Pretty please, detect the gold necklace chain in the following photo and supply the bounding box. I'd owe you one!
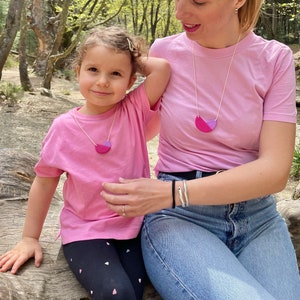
[73,107,117,153]
[193,35,241,132]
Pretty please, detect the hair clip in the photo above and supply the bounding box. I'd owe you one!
[126,38,136,52]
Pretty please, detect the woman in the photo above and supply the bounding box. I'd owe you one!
[102,1,300,299]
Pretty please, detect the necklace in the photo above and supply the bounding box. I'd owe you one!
[193,35,240,133]
[73,108,117,154]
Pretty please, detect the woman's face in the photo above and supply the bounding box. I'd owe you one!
[175,0,242,47]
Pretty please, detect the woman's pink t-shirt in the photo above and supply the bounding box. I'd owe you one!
[150,31,296,173]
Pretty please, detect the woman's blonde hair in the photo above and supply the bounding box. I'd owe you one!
[238,0,264,33]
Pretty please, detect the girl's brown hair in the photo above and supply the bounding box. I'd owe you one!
[74,26,147,75]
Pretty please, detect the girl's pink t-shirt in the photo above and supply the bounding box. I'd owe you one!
[35,84,156,244]
[150,31,296,173]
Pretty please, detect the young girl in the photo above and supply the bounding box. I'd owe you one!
[0,26,170,300]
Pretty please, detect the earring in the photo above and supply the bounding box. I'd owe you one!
[235,8,238,14]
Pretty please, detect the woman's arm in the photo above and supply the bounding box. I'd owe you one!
[0,176,59,274]
[102,120,295,216]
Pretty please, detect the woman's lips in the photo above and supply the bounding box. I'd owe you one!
[183,23,201,33]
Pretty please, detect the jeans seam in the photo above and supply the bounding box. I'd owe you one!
[143,221,198,300]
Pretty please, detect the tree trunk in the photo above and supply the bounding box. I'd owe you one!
[0,0,24,80]
[42,0,72,91]
[28,0,57,76]
[19,0,34,92]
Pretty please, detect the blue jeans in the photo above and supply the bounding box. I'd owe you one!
[141,172,300,300]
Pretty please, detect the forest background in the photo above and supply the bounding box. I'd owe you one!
[0,0,299,95]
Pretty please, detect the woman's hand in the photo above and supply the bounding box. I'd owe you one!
[0,237,42,274]
[102,177,171,217]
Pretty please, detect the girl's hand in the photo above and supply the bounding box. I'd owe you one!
[0,237,42,274]
[102,177,171,217]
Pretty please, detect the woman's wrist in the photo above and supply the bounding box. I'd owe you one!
[171,180,190,208]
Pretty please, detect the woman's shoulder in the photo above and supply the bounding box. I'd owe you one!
[151,32,185,49]
[247,32,292,56]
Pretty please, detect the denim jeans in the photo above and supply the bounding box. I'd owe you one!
[141,172,300,300]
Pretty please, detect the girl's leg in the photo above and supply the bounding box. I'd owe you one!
[115,235,146,300]
[238,214,300,300]
[142,213,276,300]
[63,239,137,300]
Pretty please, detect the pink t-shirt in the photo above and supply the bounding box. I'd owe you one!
[150,31,296,173]
[35,84,157,244]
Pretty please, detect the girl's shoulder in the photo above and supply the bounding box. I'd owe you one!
[49,108,79,131]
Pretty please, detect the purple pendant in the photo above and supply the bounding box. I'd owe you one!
[195,116,217,133]
[95,141,111,154]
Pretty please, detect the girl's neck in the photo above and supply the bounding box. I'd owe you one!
[79,103,116,115]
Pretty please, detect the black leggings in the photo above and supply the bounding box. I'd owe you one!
[63,236,146,300]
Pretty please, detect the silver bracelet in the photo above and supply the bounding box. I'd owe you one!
[183,180,189,207]
[178,185,185,207]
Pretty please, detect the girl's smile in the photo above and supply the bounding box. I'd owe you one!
[76,45,135,114]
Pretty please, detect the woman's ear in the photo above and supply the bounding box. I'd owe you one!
[235,0,247,10]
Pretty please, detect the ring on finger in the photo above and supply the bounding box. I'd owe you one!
[122,205,126,216]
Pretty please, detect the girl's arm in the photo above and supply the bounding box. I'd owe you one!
[101,120,295,216]
[0,176,59,274]
[137,56,171,107]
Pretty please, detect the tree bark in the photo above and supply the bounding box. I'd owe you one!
[42,0,72,91]
[19,0,34,92]
[0,0,24,80]
[28,0,57,76]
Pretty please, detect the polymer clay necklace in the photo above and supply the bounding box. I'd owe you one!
[193,35,240,133]
[73,107,117,154]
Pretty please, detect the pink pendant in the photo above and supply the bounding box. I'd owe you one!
[195,116,217,133]
[95,141,111,154]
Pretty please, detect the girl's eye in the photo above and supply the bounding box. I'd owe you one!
[112,71,122,77]
[88,67,98,72]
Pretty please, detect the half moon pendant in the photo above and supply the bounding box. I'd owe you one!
[95,141,111,154]
[195,116,217,133]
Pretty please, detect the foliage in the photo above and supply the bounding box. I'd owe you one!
[261,0,300,43]
[0,1,9,31]
[0,81,23,105]
[291,145,300,179]
[113,0,181,43]
[3,54,18,68]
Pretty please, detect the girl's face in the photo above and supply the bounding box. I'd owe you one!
[175,0,243,48]
[77,45,136,114]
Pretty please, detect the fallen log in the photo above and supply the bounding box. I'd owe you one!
[0,148,90,299]
[277,199,300,270]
